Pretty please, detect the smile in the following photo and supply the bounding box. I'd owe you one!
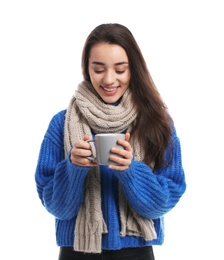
[103,87,118,92]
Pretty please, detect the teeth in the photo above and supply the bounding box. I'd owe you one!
[103,87,117,92]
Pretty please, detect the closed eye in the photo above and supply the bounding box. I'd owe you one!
[94,70,104,74]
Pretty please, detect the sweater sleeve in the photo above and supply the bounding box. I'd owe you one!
[113,127,186,220]
[35,110,90,220]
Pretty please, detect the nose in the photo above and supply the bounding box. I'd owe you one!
[103,69,116,85]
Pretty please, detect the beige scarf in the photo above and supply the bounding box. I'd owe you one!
[64,81,157,253]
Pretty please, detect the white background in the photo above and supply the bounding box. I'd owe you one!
[1,0,223,259]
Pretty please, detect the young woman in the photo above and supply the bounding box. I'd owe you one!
[35,23,186,260]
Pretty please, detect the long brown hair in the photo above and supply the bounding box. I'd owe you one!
[81,23,174,170]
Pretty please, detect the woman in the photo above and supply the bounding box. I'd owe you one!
[35,23,186,260]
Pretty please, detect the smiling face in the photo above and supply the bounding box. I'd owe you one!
[88,43,131,104]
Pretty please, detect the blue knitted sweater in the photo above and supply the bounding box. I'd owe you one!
[35,109,186,250]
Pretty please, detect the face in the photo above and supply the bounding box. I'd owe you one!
[88,43,131,104]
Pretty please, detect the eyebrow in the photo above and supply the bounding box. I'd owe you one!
[91,61,129,66]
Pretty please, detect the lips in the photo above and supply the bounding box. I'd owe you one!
[101,86,119,96]
[102,87,118,92]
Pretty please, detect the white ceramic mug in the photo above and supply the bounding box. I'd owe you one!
[86,133,125,165]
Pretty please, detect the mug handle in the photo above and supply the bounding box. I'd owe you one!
[86,139,97,162]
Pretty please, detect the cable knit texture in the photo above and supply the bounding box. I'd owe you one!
[64,81,157,253]
[35,85,186,252]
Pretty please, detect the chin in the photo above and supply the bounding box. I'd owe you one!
[103,97,120,104]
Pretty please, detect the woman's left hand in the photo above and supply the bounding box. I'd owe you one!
[108,133,133,171]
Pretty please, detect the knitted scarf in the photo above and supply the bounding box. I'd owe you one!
[64,81,157,253]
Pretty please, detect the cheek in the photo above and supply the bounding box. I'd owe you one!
[90,77,100,88]
[89,72,97,84]
[122,75,131,86]
[89,70,100,82]
[122,71,131,84]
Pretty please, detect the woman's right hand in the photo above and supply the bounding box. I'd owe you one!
[70,135,97,167]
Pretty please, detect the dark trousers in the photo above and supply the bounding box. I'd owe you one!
[58,246,155,260]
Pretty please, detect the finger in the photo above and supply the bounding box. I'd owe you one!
[72,147,92,157]
[83,134,90,141]
[70,135,96,166]
[108,156,131,171]
[72,156,97,167]
[108,162,130,171]
[74,139,91,150]
[125,132,130,142]
[71,156,88,165]
[110,147,132,161]
[115,139,132,153]
[110,152,132,165]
